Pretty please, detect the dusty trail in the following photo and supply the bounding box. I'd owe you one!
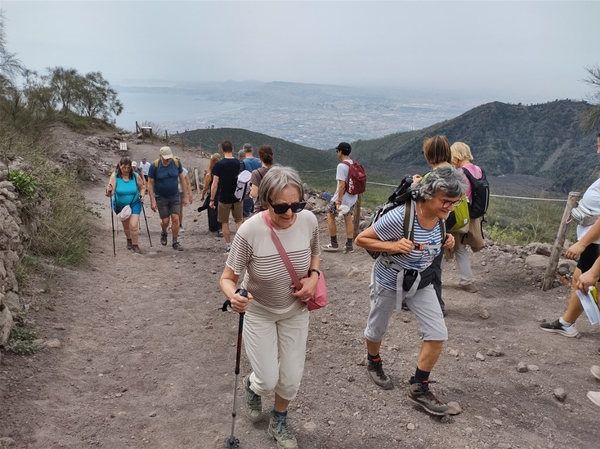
[1,138,600,448]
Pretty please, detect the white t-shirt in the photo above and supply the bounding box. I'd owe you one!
[140,161,151,176]
[577,178,600,243]
[331,159,358,208]
[178,167,188,193]
[226,210,320,313]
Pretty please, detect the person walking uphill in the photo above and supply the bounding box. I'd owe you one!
[147,146,190,251]
[106,156,145,254]
[210,140,243,253]
[323,142,359,254]
[355,166,466,416]
[220,166,321,449]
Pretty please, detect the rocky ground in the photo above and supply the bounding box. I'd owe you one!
[1,128,600,448]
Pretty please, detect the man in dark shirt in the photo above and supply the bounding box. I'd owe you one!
[148,146,190,251]
[210,140,243,252]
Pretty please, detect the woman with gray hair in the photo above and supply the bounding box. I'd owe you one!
[355,165,466,416]
[220,166,321,449]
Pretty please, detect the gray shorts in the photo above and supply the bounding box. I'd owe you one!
[364,272,448,342]
[156,195,181,219]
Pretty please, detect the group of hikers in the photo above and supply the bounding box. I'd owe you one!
[106,134,600,449]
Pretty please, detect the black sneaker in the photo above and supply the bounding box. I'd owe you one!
[172,242,183,251]
[160,232,168,246]
[126,239,133,250]
[540,319,578,337]
[407,381,449,416]
[367,359,394,390]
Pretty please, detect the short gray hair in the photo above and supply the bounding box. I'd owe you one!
[418,165,467,201]
[258,166,304,207]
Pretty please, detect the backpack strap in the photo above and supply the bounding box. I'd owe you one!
[155,158,179,168]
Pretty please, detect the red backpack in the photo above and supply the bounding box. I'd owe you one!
[342,160,367,195]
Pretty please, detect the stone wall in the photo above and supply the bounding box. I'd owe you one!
[0,160,48,348]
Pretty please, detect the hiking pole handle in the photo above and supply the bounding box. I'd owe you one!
[220,289,248,313]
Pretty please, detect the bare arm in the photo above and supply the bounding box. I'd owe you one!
[566,218,600,259]
[220,266,253,313]
[105,173,116,197]
[201,172,211,199]
[354,226,414,254]
[148,178,157,212]
[210,175,220,208]
[185,173,193,204]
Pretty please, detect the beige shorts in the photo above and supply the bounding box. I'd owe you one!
[218,201,243,224]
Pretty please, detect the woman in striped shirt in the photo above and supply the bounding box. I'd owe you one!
[355,165,466,417]
[220,166,320,449]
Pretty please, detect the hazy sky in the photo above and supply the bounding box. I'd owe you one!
[2,0,599,104]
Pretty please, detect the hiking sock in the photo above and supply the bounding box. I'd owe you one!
[272,409,287,418]
[226,242,232,251]
[330,236,338,246]
[346,238,353,247]
[559,317,573,327]
[367,353,381,363]
[411,367,431,384]
[173,237,178,244]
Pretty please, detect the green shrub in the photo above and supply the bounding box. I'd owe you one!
[6,325,43,356]
[6,169,39,198]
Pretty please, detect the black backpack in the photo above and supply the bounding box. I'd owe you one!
[365,175,446,260]
[462,166,489,219]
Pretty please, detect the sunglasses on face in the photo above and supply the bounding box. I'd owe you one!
[268,199,307,214]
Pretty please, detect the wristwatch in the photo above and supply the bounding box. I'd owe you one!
[308,269,321,278]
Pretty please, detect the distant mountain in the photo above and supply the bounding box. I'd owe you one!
[348,100,597,193]
[176,128,339,186]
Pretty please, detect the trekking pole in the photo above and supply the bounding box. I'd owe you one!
[220,290,247,449]
[109,194,116,257]
[141,201,153,247]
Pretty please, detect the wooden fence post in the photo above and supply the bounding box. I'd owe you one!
[194,168,202,193]
[542,191,580,291]
[353,194,362,239]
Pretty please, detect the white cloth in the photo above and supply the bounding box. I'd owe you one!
[577,178,600,244]
[140,161,151,176]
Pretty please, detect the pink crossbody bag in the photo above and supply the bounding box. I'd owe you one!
[262,212,327,311]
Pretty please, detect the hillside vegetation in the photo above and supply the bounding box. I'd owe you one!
[348,100,596,193]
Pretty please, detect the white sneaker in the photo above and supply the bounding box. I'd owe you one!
[587,391,600,407]
[322,243,340,252]
[591,365,600,381]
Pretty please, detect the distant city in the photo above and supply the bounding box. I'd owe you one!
[115,81,485,149]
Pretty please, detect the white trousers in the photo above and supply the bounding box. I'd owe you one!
[244,300,309,401]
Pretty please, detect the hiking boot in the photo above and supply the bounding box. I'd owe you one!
[344,245,355,254]
[268,411,297,449]
[459,282,479,293]
[172,242,183,251]
[407,381,449,416]
[540,319,579,337]
[367,359,394,390]
[126,239,133,250]
[131,245,142,254]
[322,243,339,252]
[242,375,262,423]
[591,365,600,381]
[587,391,600,407]
[160,232,168,246]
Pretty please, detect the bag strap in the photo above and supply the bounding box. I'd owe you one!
[261,211,303,290]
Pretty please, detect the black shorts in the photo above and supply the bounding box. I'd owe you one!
[577,243,600,272]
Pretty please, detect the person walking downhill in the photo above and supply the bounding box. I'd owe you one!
[540,133,600,339]
[106,156,145,254]
[210,140,243,253]
[220,166,320,449]
[139,157,151,187]
[147,146,190,251]
[250,144,274,214]
[242,143,262,221]
[198,153,223,236]
[447,141,484,293]
[322,142,358,254]
[355,166,466,416]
